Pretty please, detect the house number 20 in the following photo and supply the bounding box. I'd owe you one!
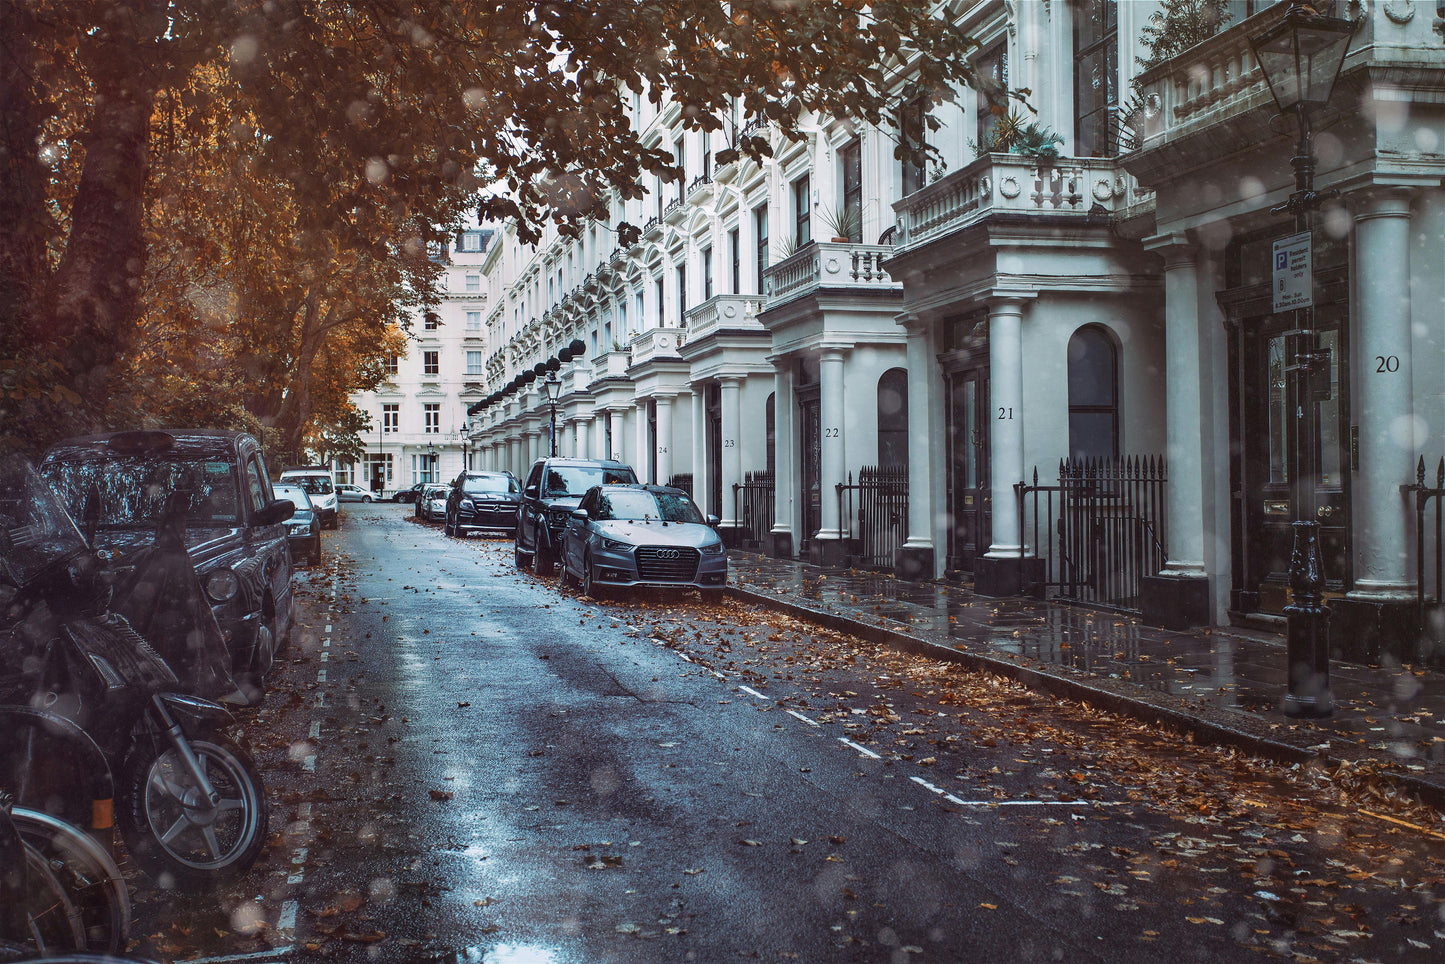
[1375,355,1400,373]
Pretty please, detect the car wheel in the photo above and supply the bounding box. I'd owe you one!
[515,545,532,569]
[310,537,321,566]
[559,555,578,590]
[362,495,372,503]
[535,546,556,576]
[582,552,605,599]
[443,514,455,537]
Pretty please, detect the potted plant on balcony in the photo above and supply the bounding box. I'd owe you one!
[971,109,1063,161]
[817,203,862,243]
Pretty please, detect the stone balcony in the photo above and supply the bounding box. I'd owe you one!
[891,153,1149,254]
[1130,2,1436,170]
[589,349,633,381]
[762,241,898,308]
[683,293,765,343]
[628,326,686,367]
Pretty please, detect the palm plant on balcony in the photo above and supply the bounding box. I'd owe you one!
[971,109,1064,161]
[817,203,862,243]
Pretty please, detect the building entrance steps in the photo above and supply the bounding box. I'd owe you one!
[726,552,1445,811]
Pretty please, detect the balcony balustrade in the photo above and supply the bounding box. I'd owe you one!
[628,326,686,366]
[683,293,765,342]
[762,241,898,307]
[891,153,1150,253]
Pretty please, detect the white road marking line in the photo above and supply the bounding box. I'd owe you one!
[787,710,820,727]
[325,624,332,634]
[314,692,326,707]
[320,651,329,662]
[302,755,316,773]
[308,721,321,739]
[298,802,312,820]
[738,685,768,700]
[188,948,294,963]
[909,775,1122,808]
[316,669,327,682]
[676,652,693,663]
[838,738,882,759]
[277,899,298,935]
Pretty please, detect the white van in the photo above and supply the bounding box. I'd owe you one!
[279,467,339,529]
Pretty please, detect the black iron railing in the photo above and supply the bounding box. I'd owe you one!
[733,470,775,548]
[1017,456,1167,613]
[667,473,694,498]
[1409,456,1444,662]
[836,465,909,570]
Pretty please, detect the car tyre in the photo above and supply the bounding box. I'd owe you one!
[582,552,605,600]
[443,514,456,538]
[514,545,532,569]
[361,495,372,503]
[559,555,578,590]
[535,545,556,576]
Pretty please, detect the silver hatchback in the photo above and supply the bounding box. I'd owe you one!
[559,484,726,597]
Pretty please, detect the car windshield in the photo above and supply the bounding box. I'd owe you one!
[464,476,518,496]
[543,466,634,498]
[291,476,333,495]
[42,455,241,527]
[273,484,313,509]
[594,490,703,524]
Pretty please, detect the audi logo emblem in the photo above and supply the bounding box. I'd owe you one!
[654,548,681,559]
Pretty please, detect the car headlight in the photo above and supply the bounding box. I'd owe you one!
[601,537,634,552]
[287,522,311,535]
[700,541,725,555]
[460,498,474,510]
[204,568,240,603]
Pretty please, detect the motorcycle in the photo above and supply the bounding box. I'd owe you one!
[0,456,266,889]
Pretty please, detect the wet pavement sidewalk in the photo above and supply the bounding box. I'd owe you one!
[725,552,1445,810]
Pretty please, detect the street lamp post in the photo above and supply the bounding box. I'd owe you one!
[460,423,469,471]
[543,372,562,457]
[426,441,437,483]
[1250,1,1354,718]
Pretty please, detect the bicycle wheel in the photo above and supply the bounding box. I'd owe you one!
[12,807,130,953]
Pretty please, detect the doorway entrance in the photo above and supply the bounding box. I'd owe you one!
[942,315,991,574]
[798,386,822,551]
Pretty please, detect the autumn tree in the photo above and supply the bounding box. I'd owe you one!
[1,0,981,455]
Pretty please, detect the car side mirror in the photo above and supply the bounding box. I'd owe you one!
[706,514,721,528]
[524,484,539,499]
[571,508,588,521]
[254,499,295,527]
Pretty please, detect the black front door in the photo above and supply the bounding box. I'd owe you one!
[945,365,991,573]
[799,389,822,548]
[1235,313,1351,614]
[707,383,722,517]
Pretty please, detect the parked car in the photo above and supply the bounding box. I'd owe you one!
[516,458,637,575]
[559,484,726,596]
[392,482,425,504]
[39,429,295,694]
[444,471,520,537]
[273,481,322,566]
[417,483,450,522]
[278,466,338,529]
[335,482,373,503]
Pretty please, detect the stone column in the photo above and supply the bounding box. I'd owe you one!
[811,347,849,565]
[609,408,626,463]
[720,376,743,537]
[768,365,795,558]
[897,317,936,580]
[655,393,675,484]
[1139,237,1211,628]
[576,416,591,461]
[1339,187,1418,659]
[975,297,1029,596]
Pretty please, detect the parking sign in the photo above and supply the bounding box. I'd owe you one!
[1272,232,1312,312]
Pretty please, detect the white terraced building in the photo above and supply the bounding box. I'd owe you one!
[453,0,1444,665]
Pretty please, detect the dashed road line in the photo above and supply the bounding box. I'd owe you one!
[188,947,294,963]
[786,710,820,727]
[739,685,768,700]
[839,738,883,759]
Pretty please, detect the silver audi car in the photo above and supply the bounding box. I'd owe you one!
[558,484,726,597]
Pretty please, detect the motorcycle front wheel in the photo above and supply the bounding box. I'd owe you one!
[119,732,266,888]
[11,807,129,953]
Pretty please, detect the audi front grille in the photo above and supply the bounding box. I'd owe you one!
[636,545,701,581]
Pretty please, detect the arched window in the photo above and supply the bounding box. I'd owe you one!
[877,368,909,469]
[1067,325,1118,460]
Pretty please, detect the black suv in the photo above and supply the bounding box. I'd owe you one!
[39,429,296,696]
[515,458,636,575]
[444,470,520,537]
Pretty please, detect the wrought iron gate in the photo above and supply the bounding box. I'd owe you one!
[732,470,774,548]
[1017,456,1167,612]
[836,465,909,570]
[1409,456,1444,662]
[667,473,693,498]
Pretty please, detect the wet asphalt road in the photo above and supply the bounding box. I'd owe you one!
[127,501,1445,963]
